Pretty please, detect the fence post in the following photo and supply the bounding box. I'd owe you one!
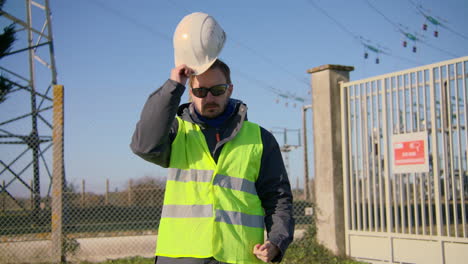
[2,180,5,212]
[81,179,85,207]
[51,84,65,263]
[307,64,354,255]
[105,178,109,205]
[128,179,133,205]
[30,180,33,210]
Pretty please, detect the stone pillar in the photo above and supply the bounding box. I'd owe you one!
[307,64,354,255]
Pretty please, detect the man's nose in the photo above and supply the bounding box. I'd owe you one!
[204,91,217,100]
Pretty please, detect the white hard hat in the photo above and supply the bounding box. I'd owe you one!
[173,12,226,75]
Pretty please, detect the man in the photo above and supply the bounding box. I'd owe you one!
[130,59,294,263]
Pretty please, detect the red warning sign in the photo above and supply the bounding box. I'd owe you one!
[393,140,425,165]
[391,131,429,173]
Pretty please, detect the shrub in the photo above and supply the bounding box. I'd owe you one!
[282,206,367,264]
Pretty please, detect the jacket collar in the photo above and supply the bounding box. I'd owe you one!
[178,99,248,141]
[178,99,247,126]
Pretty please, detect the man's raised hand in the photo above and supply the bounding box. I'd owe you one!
[170,64,194,86]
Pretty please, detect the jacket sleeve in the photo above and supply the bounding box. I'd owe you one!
[130,79,185,167]
[256,128,295,263]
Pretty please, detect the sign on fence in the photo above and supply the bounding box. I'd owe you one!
[391,131,429,174]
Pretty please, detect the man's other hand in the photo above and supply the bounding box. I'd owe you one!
[253,240,279,263]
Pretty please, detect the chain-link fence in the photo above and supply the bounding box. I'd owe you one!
[0,1,316,263]
[0,66,314,263]
[0,174,314,263]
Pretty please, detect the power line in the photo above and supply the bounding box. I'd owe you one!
[235,70,309,105]
[364,0,460,58]
[83,0,171,41]
[407,0,468,41]
[445,27,468,41]
[363,0,399,29]
[306,0,420,65]
[230,39,310,87]
[306,0,358,39]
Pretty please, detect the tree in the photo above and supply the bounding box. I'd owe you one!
[0,0,16,103]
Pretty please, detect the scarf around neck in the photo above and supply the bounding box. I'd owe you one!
[194,99,235,128]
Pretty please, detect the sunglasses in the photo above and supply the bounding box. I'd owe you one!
[191,84,229,98]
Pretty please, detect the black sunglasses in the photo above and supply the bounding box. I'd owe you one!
[191,84,229,98]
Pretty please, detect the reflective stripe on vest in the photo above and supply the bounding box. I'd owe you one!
[156,117,264,264]
[168,168,213,183]
[161,204,213,218]
[168,168,257,196]
[213,174,257,196]
[161,204,264,229]
[215,210,264,229]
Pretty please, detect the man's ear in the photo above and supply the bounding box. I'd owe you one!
[188,89,193,102]
[227,83,233,96]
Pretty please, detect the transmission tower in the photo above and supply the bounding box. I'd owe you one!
[0,0,58,216]
[271,127,301,176]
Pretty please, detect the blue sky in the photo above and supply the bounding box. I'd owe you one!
[2,0,467,194]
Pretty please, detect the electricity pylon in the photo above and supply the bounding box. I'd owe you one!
[271,127,301,177]
[0,0,58,217]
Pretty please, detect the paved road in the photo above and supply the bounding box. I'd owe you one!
[0,230,305,263]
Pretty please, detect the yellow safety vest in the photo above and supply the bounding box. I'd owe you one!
[156,117,265,264]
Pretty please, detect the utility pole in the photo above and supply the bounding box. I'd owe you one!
[302,105,313,201]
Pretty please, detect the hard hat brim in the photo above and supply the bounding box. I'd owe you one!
[173,12,226,75]
[174,52,219,76]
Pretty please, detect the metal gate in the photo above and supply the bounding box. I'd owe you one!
[341,56,468,264]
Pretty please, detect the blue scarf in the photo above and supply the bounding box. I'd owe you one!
[194,100,235,128]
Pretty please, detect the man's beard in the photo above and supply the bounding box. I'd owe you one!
[202,102,222,118]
